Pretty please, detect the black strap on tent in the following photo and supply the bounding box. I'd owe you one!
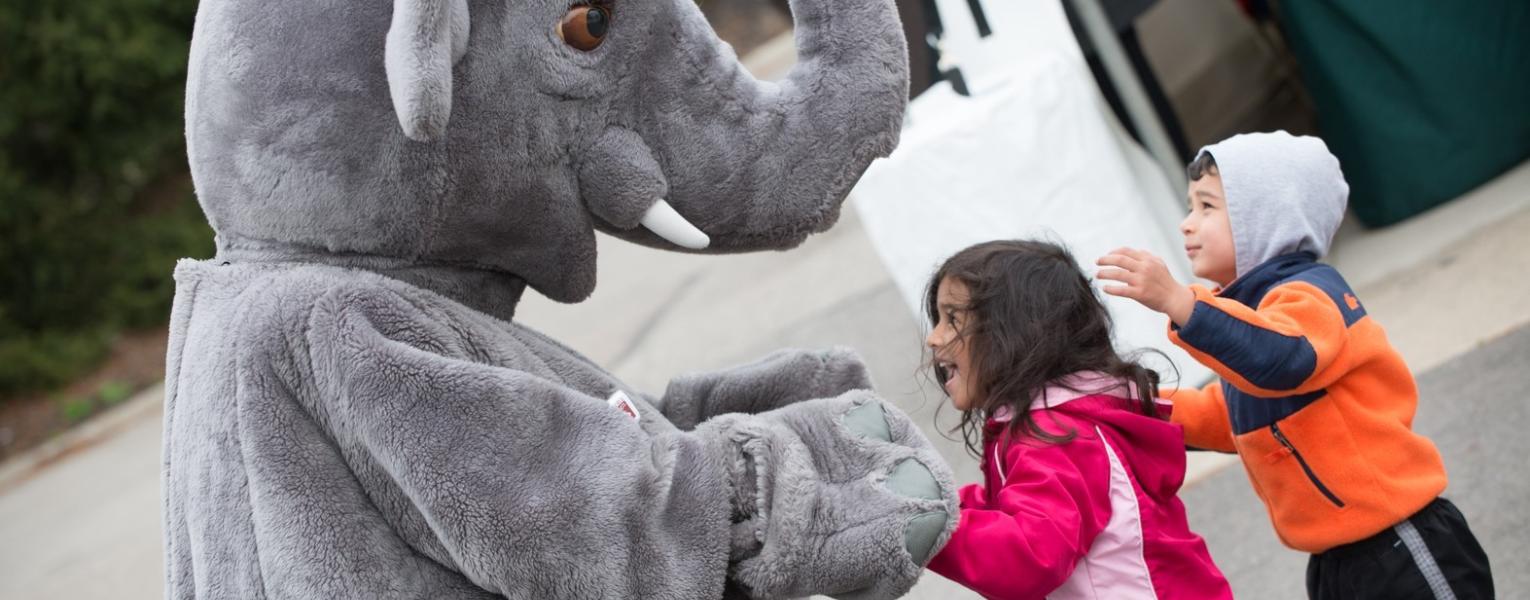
[919,0,990,96]
[965,0,993,37]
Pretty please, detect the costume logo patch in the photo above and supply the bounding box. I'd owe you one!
[607,390,641,420]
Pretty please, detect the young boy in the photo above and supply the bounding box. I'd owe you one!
[1096,131,1493,599]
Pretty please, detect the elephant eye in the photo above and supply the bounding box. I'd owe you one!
[558,4,610,52]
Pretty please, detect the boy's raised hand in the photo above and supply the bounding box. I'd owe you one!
[1096,248,1196,326]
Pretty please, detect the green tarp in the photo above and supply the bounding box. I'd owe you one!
[1282,0,1530,226]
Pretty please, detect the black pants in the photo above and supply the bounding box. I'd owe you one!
[1307,497,1494,599]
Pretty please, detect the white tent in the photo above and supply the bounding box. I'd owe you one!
[852,0,1214,388]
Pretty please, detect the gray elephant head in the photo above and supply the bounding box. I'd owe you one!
[186,0,910,306]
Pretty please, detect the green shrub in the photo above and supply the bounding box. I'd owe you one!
[1,0,210,397]
[97,380,134,406]
[58,394,97,423]
[0,329,113,396]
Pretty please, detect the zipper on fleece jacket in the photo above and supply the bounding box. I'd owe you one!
[1270,422,1345,508]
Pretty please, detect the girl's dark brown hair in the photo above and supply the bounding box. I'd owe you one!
[924,240,1164,458]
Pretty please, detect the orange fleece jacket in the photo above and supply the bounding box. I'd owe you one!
[1165,253,1446,553]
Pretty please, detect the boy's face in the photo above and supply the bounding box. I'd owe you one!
[926,277,977,411]
[1181,172,1238,286]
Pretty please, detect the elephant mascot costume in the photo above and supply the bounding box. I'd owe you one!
[164,0,958,597]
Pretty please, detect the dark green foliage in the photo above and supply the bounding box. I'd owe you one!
[97,379,134,405]
[1,0,211,396]
[58,394,97,423]
[54,380,136,424]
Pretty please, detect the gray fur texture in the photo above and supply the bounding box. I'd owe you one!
[168,0,955,597]
[186,0,911,303]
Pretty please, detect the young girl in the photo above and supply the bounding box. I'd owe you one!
[922,240,1231,600]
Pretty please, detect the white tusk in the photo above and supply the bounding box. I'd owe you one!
[639,200,710,249]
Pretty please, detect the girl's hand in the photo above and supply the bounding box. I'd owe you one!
[1096,248,1196,326]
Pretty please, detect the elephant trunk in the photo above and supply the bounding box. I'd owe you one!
[616,0,909,252]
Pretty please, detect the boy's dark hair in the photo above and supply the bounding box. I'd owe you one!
[923,240,1162,458]
[1187,151,1219,181]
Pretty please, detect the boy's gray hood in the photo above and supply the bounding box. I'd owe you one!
[1198,131,1348,279]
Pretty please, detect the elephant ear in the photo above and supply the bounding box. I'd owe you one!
[385,0,470,142]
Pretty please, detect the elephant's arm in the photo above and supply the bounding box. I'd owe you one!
[656,347,874,430]
[300,283,732,598]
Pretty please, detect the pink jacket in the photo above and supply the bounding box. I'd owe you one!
[927,373,1231,600]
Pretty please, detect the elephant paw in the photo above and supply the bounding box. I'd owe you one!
[811,347,875,399]
[702,393,958,600]
[843,401,948,566]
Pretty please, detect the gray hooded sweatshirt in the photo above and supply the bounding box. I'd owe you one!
[1197,131,1349,278]
[163,0,956,598]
